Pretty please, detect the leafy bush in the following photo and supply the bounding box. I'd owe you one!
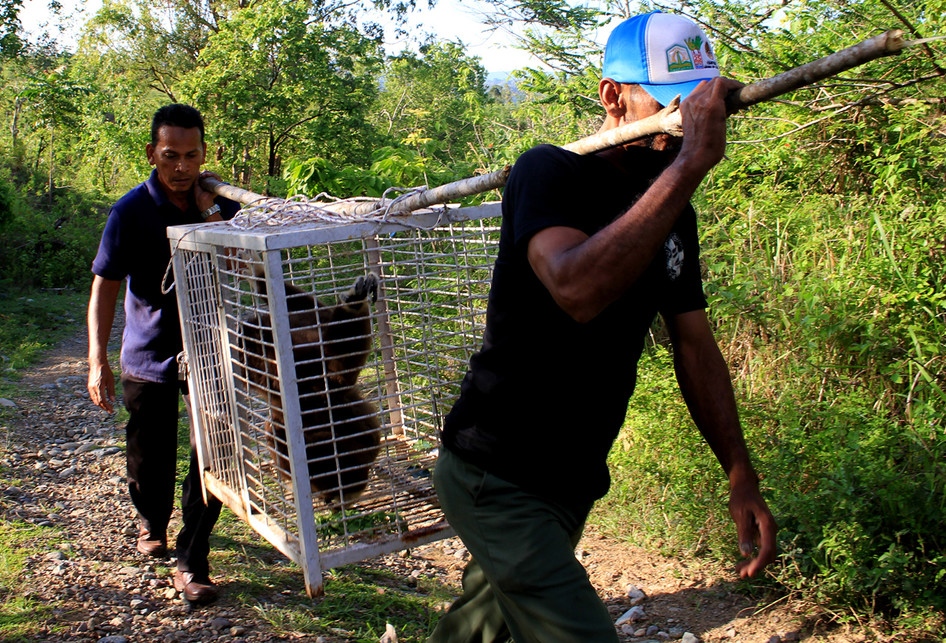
[0,184,107,289]
[283,146,484,205]
[601,23,945,615]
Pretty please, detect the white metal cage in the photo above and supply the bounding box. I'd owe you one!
[168,202,501,596]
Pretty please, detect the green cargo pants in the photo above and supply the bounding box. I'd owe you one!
[427,447,619,643]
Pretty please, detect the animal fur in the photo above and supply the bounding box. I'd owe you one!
[240,271,382,508]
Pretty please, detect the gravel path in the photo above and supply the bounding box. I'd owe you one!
[2,324,293,642]
[0,323,863,643]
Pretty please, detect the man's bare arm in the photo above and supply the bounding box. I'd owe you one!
[667,309,777,577]
[527,77,740,322]
[87,275,121,413]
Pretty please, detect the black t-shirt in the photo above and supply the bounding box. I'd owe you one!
[442,144,707,504]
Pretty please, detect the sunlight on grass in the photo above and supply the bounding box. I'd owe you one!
[0,291,86,373]
[0,594,51,642]
[0,522,57,641]
[243,565,443,642]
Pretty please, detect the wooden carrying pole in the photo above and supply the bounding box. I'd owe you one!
[200,166,513,216]
[564,29,907,154]
[204,29,912,213]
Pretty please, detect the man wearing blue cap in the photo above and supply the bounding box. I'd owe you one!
[430,11,777,643]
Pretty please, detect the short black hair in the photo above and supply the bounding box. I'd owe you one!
[151,104,205,144]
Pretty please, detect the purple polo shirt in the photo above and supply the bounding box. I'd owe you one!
[91,170,239,383]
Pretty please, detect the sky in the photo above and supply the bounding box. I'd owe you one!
[378,0,543,73]
[17,0,580,74]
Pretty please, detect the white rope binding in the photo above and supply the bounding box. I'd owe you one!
[227,186,433,231]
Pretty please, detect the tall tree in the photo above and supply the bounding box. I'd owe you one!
[181,0,384,190]
[16,64,89,200]
[0,0,24,58]
[77,0,436,192]
[375,41,490,177]
[80,0,434,102]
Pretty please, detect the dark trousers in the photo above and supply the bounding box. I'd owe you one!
[122,376,222,577]
[428,447,618,643]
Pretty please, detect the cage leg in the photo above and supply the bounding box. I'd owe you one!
[261,251,325,599]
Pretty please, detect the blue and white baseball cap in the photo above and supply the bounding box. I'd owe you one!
[602,11,720,106]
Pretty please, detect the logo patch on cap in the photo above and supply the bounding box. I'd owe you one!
[685,36,706,68]
[703,41,718,69]
[666,45,695,73]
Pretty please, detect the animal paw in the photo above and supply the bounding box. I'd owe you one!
[345,272,379,304]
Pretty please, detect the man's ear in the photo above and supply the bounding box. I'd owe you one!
[599,78,626,119]
[145,143,155,166]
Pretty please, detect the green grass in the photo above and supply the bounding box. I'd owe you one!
[0,287,91,639]
[0,522,57,641]
[603,342,946,637]
[0,287,88,399]
[198,477,451,640]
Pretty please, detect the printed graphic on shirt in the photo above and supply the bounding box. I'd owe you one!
[665,233,684,280]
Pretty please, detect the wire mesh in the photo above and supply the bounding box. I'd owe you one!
[170,206,499,593]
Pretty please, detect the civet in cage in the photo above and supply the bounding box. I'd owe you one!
[168,204,500,595]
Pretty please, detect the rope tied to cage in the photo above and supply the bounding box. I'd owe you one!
[162,182,466,292]
[226,185,433,230]
[200,166,512,230]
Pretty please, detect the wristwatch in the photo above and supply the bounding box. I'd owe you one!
[200,203,221,220]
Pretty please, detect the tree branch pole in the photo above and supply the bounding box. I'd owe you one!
[203,29,911,213]
[564,29,906,154]
[200,167,513,217]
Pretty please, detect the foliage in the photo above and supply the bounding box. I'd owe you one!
[288,35,501,200]
[375,41,490,173]
[0,166,109,289]
[76,0,431,194]
[589,0,946,624]
[0,288,88,392]
[182,0,384,190]
[474,0,639,151]
[598,346,729,555]
[703,0,946,607]
[0,0,24,59]
[285,146,441,198]
[0,45,131,289]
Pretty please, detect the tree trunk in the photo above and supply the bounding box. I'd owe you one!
[268,131,277,178]
[11,97,22,151]
[48,127,54,205]
[240,146,252,187]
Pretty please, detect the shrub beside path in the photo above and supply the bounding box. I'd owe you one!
[0,322,868,642]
